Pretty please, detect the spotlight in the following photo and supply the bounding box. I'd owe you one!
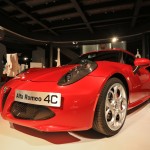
[72,41,78,45]
[112,37,118,43]
[24,57,28,61]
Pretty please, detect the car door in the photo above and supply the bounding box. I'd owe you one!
[143,66,150,93]
[123,53,150,103]
[135,67,150,98]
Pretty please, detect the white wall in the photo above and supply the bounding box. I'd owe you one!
[82,42,126,54]
[111,41,126,49]
[82,43,111,54]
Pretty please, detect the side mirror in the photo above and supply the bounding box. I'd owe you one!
[133,58,150,74]
[134,58,150,67]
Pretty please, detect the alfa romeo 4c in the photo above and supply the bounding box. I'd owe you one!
[0,49,150,136]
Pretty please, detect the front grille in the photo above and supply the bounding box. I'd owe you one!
[10,102,55,120]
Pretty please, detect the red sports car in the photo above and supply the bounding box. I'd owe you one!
[0,49,150,136]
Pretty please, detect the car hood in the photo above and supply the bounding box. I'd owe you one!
[17,65,76,82]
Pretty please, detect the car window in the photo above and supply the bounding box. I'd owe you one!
[145,66,150,72]
[123,53,135,66]
[69,51,121,64]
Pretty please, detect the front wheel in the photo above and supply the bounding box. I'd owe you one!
[93,78,128,136]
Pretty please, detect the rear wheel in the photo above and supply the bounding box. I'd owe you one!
[93,78,128,136]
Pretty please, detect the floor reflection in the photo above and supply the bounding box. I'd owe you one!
[12,124,80,144]
[10,100,149,145]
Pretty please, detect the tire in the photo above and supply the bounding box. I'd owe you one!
[93,77,128,136]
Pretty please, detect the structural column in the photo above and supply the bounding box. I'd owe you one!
[32,47,45,67]
[142,33,150,58]
[45,44,53,68]
[45,45,50,68]
[50,44,53,67]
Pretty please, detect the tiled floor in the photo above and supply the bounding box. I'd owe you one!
[0,101,150,150]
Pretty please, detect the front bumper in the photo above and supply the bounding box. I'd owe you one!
[0,75,105,132]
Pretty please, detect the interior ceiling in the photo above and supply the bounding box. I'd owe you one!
[0,0,150,42]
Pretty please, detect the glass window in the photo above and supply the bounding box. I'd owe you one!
[146,66,150,72]
[123,53,135,66]
[70,51,122,64]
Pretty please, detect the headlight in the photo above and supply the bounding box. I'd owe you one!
[58,60,97,86]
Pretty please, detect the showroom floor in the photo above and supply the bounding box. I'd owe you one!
[0,101,150,150]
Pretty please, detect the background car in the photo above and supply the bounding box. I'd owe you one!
[0,48,150,136]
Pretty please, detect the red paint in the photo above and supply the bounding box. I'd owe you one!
[0,49,150,132]
[134,58,150,66]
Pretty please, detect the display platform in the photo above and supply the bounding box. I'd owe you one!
[0,101,149,150]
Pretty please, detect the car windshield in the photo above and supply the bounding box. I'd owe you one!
[69,50,121,64]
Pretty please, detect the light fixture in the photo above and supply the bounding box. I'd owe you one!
[72,41,78,45]
[24,57,28,61]
[112,37,118,43]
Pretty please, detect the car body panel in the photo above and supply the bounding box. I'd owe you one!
[1,75,106,131]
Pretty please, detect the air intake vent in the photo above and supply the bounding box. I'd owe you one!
[11,102,55,120]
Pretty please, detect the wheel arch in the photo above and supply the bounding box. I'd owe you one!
[109,73,129,101]
[93,75,129,135]
[92,73,129,121]
[94,73,129,110]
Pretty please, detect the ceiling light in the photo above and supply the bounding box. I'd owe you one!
[72,41,78,45]
[112,37,118,43]
[24,57,28,61]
